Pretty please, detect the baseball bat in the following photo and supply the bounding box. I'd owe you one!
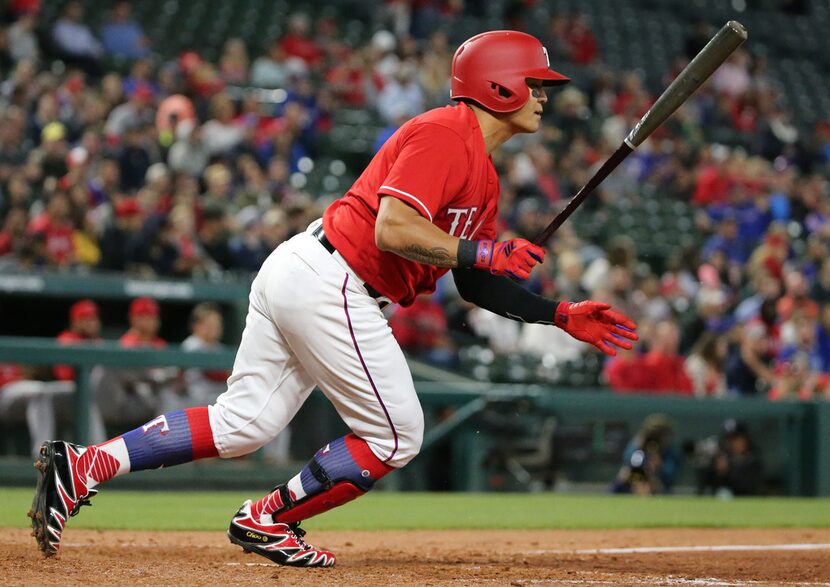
[533,20,747,246]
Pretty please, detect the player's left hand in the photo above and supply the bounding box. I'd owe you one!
[554,301,638,356]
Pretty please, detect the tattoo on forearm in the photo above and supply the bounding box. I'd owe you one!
[400,244,456,267]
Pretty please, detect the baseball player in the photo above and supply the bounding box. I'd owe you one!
[30,31,638,567]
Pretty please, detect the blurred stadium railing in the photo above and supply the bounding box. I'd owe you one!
[1,336,828,496]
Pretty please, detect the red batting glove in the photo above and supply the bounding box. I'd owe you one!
[472,238,545,281]
[554,301,639,356]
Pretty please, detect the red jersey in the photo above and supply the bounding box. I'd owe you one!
[324,104,499,306]
[29,214,75,265]
[54,330,100,381]
[120,331,166,349]
[0,363,24,387]
[388,296,448,352]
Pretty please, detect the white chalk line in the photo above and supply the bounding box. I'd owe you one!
[526,542,830,555]
[222,567,830,586]
[63,541,830,557]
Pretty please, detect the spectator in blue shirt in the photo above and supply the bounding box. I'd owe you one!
[702,215,745,264]
[100,1,151,60]
[707,189,771,258]
[817,303,830,372]
[51,1,104,75]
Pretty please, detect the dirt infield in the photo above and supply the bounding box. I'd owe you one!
[2,527,829,586]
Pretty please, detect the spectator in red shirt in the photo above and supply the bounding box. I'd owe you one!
[566,14,598,65]
[692,145,733,206]
[121,297,165,348]
[604,350,646,391]
[279,13,323,68]
[54,299,102,381]
[639,320,694,394]
[10,0,40,17]
[607,319,693,395]
[325,49,385,107]
[389,294,455,367]
[0,363,24,387]
[94,297,168,425]
[27,191,75,266]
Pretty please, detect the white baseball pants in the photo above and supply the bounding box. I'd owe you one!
[208,221,423,468]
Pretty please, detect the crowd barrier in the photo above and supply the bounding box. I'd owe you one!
[0,338,827,496]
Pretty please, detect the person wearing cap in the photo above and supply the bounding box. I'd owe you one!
[98,198,144,271]
[54,300,102,381]
[0,302,101,459]
[121,298,165,348]
[93,298,170,428]
[52,300,108,445]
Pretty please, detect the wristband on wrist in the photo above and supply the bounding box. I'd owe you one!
[470,239,495,270]
[457,239,479,269]
[554,301,570,328]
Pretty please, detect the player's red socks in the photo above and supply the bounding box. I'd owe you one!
[79,407,219,489]
[251,433,392,524]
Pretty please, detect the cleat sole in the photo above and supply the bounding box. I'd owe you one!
[30,442,57,556]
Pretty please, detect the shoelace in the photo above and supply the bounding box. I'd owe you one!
[69,489,98,517]
[287,523,311,551]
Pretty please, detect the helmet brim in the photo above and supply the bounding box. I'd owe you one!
[525,68,571,86]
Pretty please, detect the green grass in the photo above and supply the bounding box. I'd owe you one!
[2,488,829,531]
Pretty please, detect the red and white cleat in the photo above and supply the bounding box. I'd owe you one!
[227,500,336,567]
[29,441,98,556]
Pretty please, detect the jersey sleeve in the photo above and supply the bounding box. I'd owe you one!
[378,123,469,222]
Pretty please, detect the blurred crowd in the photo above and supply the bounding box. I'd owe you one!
[0,1,829,401]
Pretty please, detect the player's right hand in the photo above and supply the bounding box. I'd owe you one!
[554,301,639,356]
[472,238,545,280]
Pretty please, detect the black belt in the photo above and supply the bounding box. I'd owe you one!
[312,225,389,308]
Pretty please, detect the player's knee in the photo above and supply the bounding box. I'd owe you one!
[388,405,424,467]
[207,402,273,459]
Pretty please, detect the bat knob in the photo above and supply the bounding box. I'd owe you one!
[726,20,748,40]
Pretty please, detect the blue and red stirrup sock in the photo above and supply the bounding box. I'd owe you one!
[78,407,219,489]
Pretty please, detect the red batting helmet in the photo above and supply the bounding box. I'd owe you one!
[451,31,570,113]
